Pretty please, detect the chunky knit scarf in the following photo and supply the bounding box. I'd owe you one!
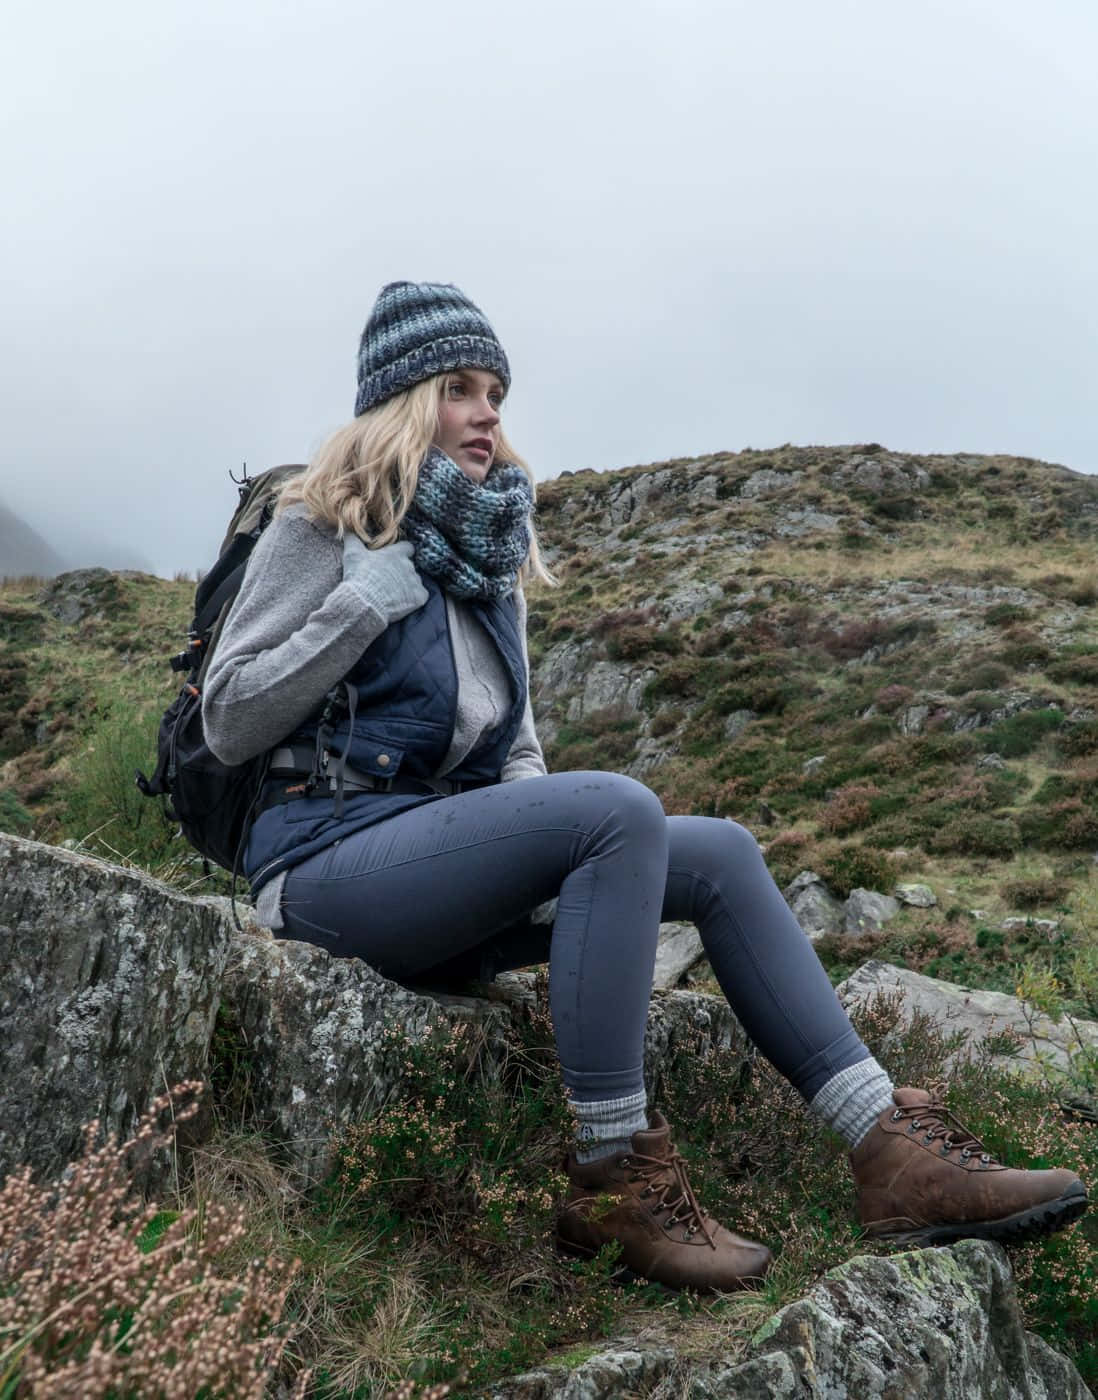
[402,447,533,601]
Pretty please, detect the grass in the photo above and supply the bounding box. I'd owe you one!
[3,442,1098,1391]
[162,984,1098,1396]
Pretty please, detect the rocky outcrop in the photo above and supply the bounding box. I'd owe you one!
[836,959,1098,1081]
[487,1240,1092,1398]
[652,921,706,989]
[782,871,845,940]
[0,833,234,1178]
[782,871,903,942]
[0,833,750,1184]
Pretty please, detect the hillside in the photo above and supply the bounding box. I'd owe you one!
[1,443,1097,1392]
[1,443,1096,992]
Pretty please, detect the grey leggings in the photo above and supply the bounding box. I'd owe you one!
[278,771,870,1103]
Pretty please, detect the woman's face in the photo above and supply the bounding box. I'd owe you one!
[433,369,504,483]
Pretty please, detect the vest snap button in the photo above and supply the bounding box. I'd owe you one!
[377,753,391,767]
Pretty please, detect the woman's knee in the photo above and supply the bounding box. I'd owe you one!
[669,815,765,878]
[557,769,668,847]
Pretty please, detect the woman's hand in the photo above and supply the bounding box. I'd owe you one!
[342,534,428,624]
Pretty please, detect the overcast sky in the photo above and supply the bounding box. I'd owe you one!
[3,0,1096,575]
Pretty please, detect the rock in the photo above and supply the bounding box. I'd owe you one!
[844,888,901,935]
[488,1241,1090,1398]
[774,506,842,537]
[979,752,1007,769]
[1002,916,1060,936]
[724,708,756,740]
[36,567,121,625]
[802,754,827,775]
[225,933,748,1181]
[0,833,233,1180]
[897,703,930,734]
[661,581,725,621]
[836,959,1098,1079]
[0,832,753,1186]
[740,468,798,498]
[652,923,706,990]
[564,662,654,721]
[782,870,844,941]
[894,881,938,907]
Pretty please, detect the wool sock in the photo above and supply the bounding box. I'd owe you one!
[571,1090,649,1164]
[809,1058,895,1149]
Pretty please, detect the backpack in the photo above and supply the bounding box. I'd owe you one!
[136,464,305,879]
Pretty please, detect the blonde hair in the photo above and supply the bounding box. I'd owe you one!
[278,374,554,587]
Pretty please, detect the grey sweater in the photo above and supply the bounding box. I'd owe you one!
[202,504,546,925]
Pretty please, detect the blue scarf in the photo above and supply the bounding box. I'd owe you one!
[402,447,533,601]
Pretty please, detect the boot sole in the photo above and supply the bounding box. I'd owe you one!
[870,1181,1089,1247]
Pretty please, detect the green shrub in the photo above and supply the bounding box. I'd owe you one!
[985,602,1031,626]
[0,786,34,835]
[819,845,899,899]
[927,815,1022,858]
[1047,651,1098,686]
[61,690,179,869]
[983,708,1064,758]
[548,707,641,772]
[1058,721,1098,758]
[1001,876,1069,910]
[1019,800,1098,851]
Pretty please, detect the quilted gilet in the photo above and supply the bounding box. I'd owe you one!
[244,576,527,891]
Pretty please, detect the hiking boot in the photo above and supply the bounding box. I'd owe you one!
[556,1111,771,1291]
[851,1087,1088,1245]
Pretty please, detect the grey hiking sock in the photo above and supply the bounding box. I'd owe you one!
[809,1058,895,1149]
[572,1090,649,1163]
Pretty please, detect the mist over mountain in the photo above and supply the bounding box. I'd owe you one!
[0,501,67,579]
[0,499,155,578]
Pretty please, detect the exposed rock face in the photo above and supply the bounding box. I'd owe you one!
[652,922,706,989]
[0,833,233,1178]
[895,881,938,907]
[487,1241,1092,1398]
[0,832,750,1184]
[844,887,901,935]
[837,959,1098,1079]
[782,870,844,940]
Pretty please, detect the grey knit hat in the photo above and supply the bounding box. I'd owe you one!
[354,281,511,417]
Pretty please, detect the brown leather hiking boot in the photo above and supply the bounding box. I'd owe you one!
[851,1087,1088,1245]
[556,1111,771,1291]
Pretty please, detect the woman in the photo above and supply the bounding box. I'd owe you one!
[203,281,1087,1291]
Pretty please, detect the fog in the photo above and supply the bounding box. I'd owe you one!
[2,0,1095,575]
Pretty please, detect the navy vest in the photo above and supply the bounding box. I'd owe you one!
[244,577,528,890]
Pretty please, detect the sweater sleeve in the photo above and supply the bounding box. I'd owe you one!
[201,510,391,766]
[501,588,548,782]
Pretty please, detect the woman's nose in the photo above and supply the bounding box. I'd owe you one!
[476,397,500,426]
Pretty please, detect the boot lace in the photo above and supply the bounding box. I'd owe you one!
[890,1095,997,1165]
[622,1150,717,1248]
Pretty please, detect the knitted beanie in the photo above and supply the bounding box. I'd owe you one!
[354,281,511,417]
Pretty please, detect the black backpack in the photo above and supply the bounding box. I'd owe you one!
[136,464,305,880]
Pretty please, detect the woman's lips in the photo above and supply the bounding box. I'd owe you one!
[464,442,491,461]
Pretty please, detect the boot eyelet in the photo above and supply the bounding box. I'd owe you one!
[941,1144,952,1156]
[890,1110,903,1122]
[911,1118,921,1130]
[980,1153,991,1165]
[923,1132,935,1145]
[960,1148,971,1161]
